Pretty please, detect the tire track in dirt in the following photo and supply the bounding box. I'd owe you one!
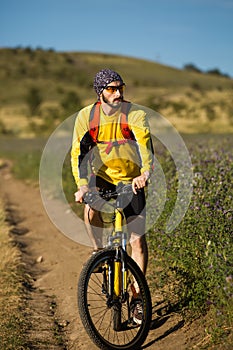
[0,163,97,349]
[0,162,204,350]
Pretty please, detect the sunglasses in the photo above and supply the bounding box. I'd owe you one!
[104,84,125,94]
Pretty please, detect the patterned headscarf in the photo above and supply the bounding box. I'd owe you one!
[93,69,124,96]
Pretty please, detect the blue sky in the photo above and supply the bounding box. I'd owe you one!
[1,0,233,77]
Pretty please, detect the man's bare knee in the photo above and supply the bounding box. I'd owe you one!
[130,234,147,252]
[84,205,103,227]
[127,215,145,237]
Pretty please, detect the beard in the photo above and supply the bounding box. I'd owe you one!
[102,93,123,108]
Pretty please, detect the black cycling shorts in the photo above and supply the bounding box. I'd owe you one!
[88,175,146,219]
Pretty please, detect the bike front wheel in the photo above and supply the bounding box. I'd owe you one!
[78,249,152,350]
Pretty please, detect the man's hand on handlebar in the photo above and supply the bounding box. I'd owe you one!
[75,173,150,202]
[132,171,150,194]
[74,185,89,203]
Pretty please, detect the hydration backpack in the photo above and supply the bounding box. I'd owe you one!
[88,101,136,154]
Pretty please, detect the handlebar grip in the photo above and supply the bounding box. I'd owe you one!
[83,183,136,207]
[83,191,98,204]
[83,192,106,210]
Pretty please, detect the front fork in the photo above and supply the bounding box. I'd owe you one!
[113,246,127,299]
[104,245,128,303]
[104,243,128,309]
[104,208,129,307]
[101,232,132,321]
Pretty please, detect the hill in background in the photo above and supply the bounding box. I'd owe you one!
[0,47,232,136]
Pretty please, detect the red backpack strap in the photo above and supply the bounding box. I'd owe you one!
[89,100,135,142]
[120,101,135,140]
[89,101,101,142]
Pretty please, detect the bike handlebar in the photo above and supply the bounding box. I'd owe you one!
[83,182,135,207]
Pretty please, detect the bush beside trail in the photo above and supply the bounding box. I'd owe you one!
[147,134,233,348]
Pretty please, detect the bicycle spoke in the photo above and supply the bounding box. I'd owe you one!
[78,250,151,349]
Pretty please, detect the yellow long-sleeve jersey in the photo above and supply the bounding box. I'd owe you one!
[71,102,154,188]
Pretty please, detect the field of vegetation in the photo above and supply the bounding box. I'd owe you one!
[148,134,233,348]
[0,48,232,348]
[0,47,233,136]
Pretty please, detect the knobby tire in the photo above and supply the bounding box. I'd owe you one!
[78,249,152,350]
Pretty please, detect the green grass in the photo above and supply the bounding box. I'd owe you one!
[0,137,46,182]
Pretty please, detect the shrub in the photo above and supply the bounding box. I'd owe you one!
[25,87,43,116]
[60,90,82,117]
[183,63,202,73]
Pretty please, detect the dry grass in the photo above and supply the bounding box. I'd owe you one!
[1,86,232,137]
[0,48,233,137]
[0,201,29,349]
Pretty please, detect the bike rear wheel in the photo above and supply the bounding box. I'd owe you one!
[78,249,152,350]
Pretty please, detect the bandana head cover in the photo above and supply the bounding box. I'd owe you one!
[93,69,124,96]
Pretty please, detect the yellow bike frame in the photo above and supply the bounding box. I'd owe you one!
[113,208,128,298]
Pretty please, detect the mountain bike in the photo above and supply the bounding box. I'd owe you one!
[78,183,152,350]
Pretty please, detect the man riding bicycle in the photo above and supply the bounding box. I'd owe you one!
[71,69,154,320]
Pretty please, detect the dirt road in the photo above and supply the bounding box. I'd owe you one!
[0,162,203,350]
